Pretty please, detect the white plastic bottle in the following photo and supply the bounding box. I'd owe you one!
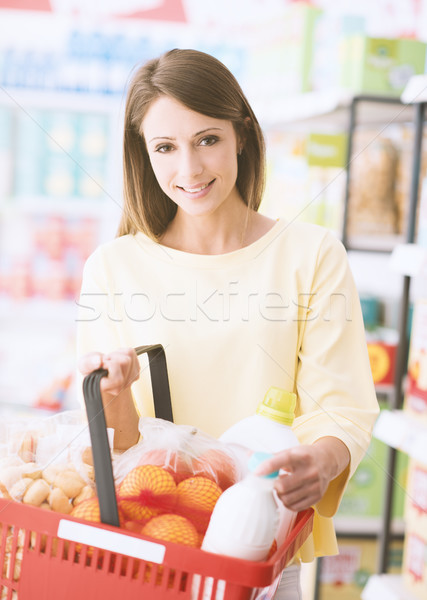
[220,387,299,454]
[219,387,300,545]
[202,452,280,561]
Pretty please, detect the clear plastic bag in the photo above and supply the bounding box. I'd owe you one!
[114,416,244,490]
[0,410,99,512]
[112,417,247,537]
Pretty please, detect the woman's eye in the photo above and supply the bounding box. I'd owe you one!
[200,136,219,146]
[155,144,174,153]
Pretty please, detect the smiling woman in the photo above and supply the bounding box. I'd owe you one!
[77,48,379,600]
[119,49,267,247]
[141,96,243,245]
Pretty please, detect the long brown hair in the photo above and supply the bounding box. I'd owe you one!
[118,48,266,239]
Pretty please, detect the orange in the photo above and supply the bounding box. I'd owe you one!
[70,497,123,558]
[193,448,239,490]
[138,449,194,483]
[123,520,145,534]
[70,496,125,525]
[175,476,222,533]
[118,464,177,521]
[71,496,102,523]
[142,514,199,547]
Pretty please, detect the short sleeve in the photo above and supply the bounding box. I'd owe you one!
[293,233,379,517]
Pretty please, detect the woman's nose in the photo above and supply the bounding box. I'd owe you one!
[178,147,203,179]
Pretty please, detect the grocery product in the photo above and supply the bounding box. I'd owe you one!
[71,496,103,523]
[347,134,399,237]
[202,452,281,561]
[114,416,242,491]
[142,513,199,547]
[0,458,94,514]
[175,476,222,533]
[220,387,300,544]
[118,464,177,522]
[220,387,299,453]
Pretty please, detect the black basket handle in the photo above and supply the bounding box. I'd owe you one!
[82,344,173,527]
[134,344,173,423]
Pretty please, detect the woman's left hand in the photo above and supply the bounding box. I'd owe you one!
[255,437,350,512]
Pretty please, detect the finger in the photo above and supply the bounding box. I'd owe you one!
[284,495,315,513]
[101,352,139,393]
[108,349,140,378]
[101,356,125,390]
[78,352,103,374]
[276,476,322,509]
[254,450,293,476]
[276,486,318,512]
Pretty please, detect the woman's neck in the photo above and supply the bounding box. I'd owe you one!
[159,205,276,255]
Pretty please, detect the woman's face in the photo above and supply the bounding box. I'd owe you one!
[142,96,242,219]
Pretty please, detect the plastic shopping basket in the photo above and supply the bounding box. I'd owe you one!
[0,345,313,600]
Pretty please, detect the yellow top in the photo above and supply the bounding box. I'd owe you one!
[256,387,297,426]
[77,219,379,560]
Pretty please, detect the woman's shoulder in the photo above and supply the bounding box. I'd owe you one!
[82,233,154,278]
[87,232,149,261]
[274,219,344,254]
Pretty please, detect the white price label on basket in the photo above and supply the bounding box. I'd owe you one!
[57,520,166,563]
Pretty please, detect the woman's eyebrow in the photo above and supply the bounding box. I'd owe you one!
[148,127,222,144]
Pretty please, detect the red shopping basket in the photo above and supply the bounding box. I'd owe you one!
[0,345,313,600]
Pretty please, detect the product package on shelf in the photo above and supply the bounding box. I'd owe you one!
[0,211,100,301]
[404,458,427,527]
[366,328,398,388]
[0,107,13,203]
[402,456,427,600]
[318,536,404,600]
[402,520,427,600]
[405,299,427,425]
[13,109,110,201]
[279,2,323,95]
[244,2,322,110]
[310,12,366,92]
[347,133,400,239]
[347,128,427,245]
[336,401,407,523]
[262,129,345,234]
[340,35,426,96]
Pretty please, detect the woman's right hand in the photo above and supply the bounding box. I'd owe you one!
[78,347,140,399]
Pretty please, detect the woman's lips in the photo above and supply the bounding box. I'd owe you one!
[177,179,215,197]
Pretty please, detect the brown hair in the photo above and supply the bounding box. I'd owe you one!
[118,48,266,239]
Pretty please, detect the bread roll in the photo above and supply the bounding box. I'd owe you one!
[54,470,85,499]
[48,487,72,514]
[23,479,50,507]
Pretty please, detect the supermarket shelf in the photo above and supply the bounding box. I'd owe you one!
[389,243,427,277]
[0,86,123,114]
[346,234,406,253]
[362,574,418,600]
[401,74,427,104]
[334,517,405,536]
[373,409,427,464]
[0,195,121,217]
[0,298,78,321]
[375,383,395,396]
[259,89,415,130]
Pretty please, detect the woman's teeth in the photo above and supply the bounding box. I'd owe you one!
[181,181,212,193]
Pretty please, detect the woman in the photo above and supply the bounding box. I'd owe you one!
[77,49,379,598]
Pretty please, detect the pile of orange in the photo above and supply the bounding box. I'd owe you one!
[71,448,237,550]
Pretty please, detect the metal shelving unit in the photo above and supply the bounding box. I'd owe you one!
[341,92,427,579]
